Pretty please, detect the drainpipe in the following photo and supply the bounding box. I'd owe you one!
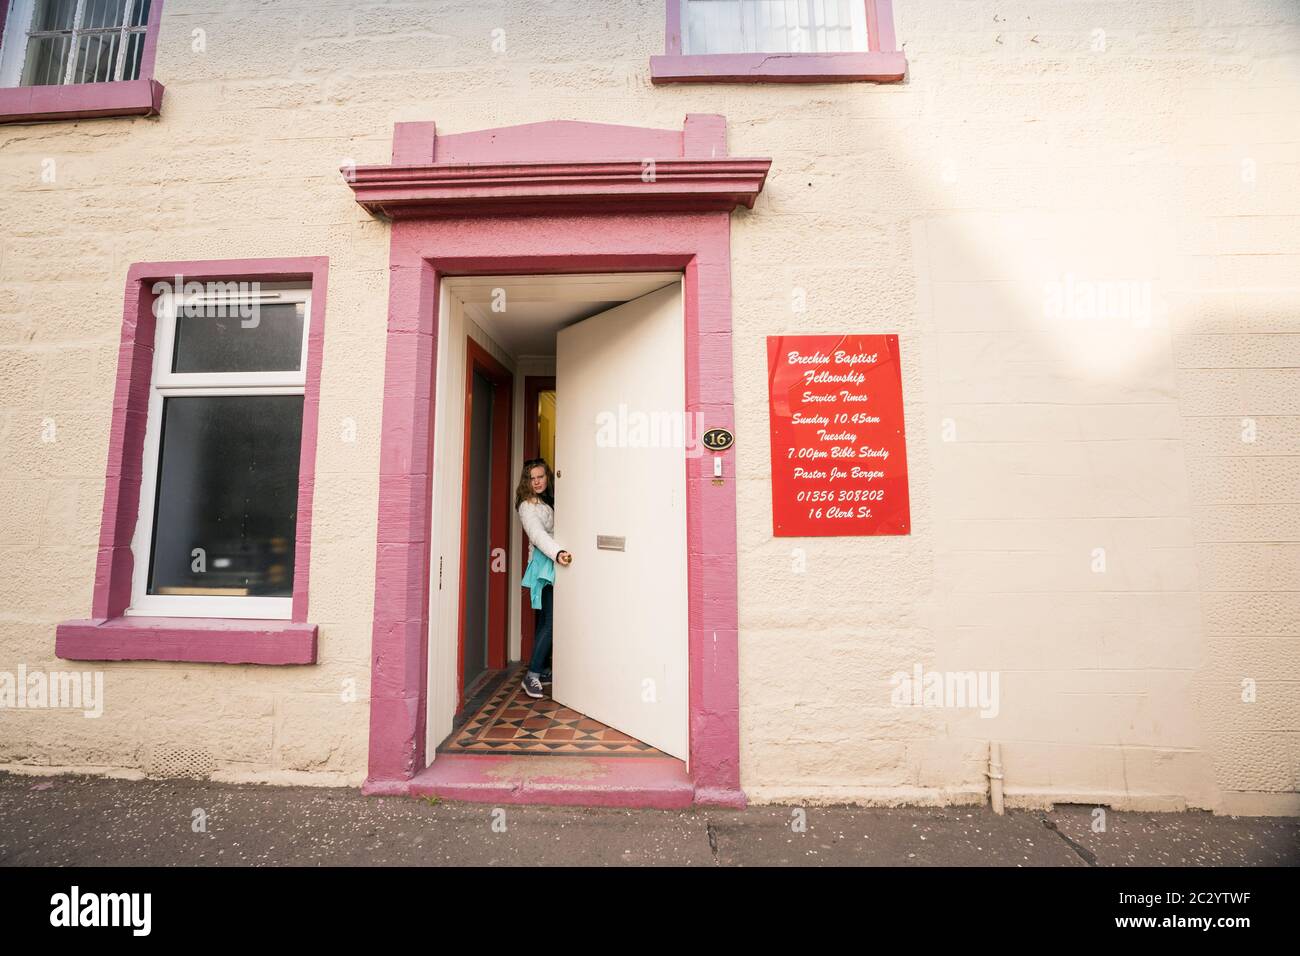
[987,741,1005,815]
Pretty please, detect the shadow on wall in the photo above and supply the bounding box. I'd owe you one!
[858,40,1300,811]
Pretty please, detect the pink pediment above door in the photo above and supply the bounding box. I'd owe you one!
[344,115,771,219]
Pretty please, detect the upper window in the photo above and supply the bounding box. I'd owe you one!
[128,281,312,621]
[651,0,904,84]
[0,0,152,88]
[0,0,163,123]
[682,0,868,55]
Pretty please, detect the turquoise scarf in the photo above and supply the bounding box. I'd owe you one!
[521,546,555,610]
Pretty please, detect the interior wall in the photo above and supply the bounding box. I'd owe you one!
[511,355,557,662]
[538,391,557,469]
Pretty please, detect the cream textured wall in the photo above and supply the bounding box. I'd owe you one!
[0,0,1296,810]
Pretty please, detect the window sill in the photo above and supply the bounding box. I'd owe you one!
[650,51,905,84]
[55,615,317,665]
[0,78,164,125]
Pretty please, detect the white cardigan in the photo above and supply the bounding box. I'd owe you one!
[518,498,563,562]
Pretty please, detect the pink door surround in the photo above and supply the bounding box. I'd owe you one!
[347,116,769,807]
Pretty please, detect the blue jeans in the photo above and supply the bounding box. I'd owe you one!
[527,583,553,674]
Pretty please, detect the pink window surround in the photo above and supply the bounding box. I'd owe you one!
[346,117,766,807]
[651,0,905,84]
[0,0,165,125]
[55,257,328,666]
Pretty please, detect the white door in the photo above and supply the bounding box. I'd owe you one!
[552,282,688,760]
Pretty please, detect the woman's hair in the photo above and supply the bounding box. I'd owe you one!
[515,457,555,508]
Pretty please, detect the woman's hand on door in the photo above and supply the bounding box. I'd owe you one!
[557,550,573,566]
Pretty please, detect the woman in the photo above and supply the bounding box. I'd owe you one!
[516,458,573,699]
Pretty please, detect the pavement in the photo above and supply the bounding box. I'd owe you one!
[0,772,1296,866]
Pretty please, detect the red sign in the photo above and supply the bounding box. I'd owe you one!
[766,334,911,537]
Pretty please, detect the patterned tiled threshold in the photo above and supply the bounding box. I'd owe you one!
[439,666,666,757]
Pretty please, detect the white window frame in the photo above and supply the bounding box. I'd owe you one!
[126,282,311,621]
[682,0,869,56]
[0,0,151,89]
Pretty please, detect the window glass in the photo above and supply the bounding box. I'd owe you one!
[10,0,154,87]
[70,32,119,83]
[683,0,866,54]
[147,395,304,598]
[122,28,145,78]
[171,302,306,374]
[19,35,70,85]
[82,0,131,29]
[30,0,77,32]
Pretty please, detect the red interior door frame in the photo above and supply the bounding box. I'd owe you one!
[520,374,556,663]
[456,337,514,707]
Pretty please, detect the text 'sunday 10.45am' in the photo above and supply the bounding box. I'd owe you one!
[767,334,911,537]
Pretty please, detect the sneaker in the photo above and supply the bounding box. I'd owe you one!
[521,672,545,699]
[540,669,553,684]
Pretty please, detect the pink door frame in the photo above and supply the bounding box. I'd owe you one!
[351,118,769,807]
